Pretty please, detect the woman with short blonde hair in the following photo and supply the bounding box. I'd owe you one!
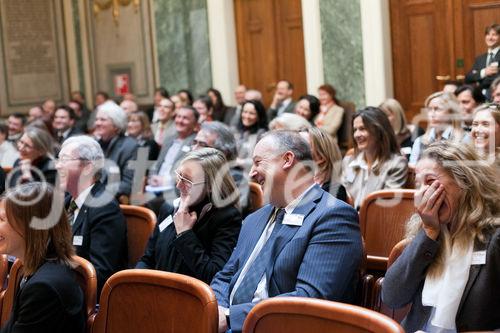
[383,141,500,332]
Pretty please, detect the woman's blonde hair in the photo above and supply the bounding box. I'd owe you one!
[23,126,55,159]
[180,148,239,208]
[405,141,500,277]
[422,92,464,145]
[379,98,409,135]
[2,182,76,275]
[305,127,342,184]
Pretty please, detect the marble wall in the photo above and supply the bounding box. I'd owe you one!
[154,0,212,97]
[320,0,365,108]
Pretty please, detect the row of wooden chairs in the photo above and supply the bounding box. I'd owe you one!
[0,258,404,333]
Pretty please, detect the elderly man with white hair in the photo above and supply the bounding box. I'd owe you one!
[56,135,128,295]
[94,101,139,202]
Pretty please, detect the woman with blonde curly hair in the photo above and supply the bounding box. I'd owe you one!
[382,141,500,332]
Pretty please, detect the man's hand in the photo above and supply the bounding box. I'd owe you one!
[218,306,228,333]
[485,64,499,76]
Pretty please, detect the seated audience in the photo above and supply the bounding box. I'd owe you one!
[151,97,176,145]
[56,136,128,294]
[0,182,85,332]
[52,105,83,144]
[244,89,263,102]
[68,99,90,133]
[268,113,311,131]
[148,106,199,193]
[87,91,111,131]
[294,94,320,124]
[454,85,485,131]
[315,84,345,142]
[224,84,247,127]
[491,76,500,103]
[127,111,160,161]
[147,87,170,122]
[0,123,19,168]
[178,89,194,106]
[211,131,362,333]
[7,113,26,145]
[137,148,241,283]
[379,98,424,158]
[9,126,57,187]
[409,92,468,165]
[120,99,139,115]
[192,121,242,185]
[42,99,56,120]
[193,95,214,123]
[27,106,44,123]
[267,80,295,120]
[207,88,230,122]
[94,101,139,201]
[300,127,347,202]
[342,107,408,209]
[235,100,268,166]
[471,103,500,168]
[382,141,500,332]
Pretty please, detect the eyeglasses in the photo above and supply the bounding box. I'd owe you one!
[17,140,34,150]
[175,171,205,188]
[192,139,210,148]
[56,156,87,164]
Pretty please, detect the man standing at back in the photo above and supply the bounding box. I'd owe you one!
[465,23,500,98]
[211,131,362,333]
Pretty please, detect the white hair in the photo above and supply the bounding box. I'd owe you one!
[62,135,104,166]
[269,113,312,131]
[97,100,128,132]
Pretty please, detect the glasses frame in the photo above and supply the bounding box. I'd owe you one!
[174,170,205,188]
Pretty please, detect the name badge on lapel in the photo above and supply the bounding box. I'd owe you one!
[283,214,304,226]
[181,145,191,153]
[471,250,486,265]
[159,215,173,232]
[73,235,83,246]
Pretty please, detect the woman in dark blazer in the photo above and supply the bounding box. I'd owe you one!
[0,182,85,333]
[382,141,500,332]
[8,126,57,187]
[136,148,241,283]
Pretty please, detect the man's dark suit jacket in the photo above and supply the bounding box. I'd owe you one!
[465,51,500,90]
[99,134,138,197]
[70,182,128,294]
[9,156,57,187]
[267,101,296,121]
[136,201,242,283]
[0,261,85,333]
[382,227,500,332]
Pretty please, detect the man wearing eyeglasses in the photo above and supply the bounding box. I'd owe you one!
[56,135,127,295]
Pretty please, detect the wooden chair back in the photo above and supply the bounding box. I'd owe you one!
[248,182,264,213]
[91,269,218,333]
[242,297,404,333]
[120,205,156,267]
[358,189,416,271]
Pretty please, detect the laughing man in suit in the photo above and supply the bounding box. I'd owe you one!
[211,130,362,333]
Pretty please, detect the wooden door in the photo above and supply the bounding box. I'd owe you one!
[391,0,500,122]
[390,0,454,122]
[234,0,307,107]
